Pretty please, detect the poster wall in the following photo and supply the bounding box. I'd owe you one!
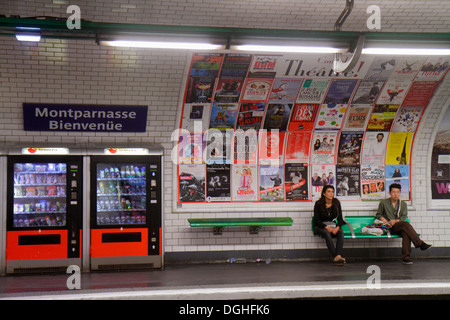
[177,52,449,204]
[431,104,450,201]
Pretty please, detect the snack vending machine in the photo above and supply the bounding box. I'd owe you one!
[90,148,163,270]
[5,148,83,274]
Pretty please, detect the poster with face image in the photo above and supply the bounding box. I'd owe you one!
[311,131,338,164]
[385,165,410,200]
[311,164,335,201]
[285,163,309,201]
[232,164,258,201]
[259,165,284,202]
[360,164,385,201]
[361,131,389,165]
[178,164,206,203]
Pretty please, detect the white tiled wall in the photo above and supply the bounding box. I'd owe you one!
[1,0,450,261]
[2,0,449,33]
[1,36,449,260]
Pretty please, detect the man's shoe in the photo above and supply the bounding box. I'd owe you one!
[403,259,413,265]
[420,242,432,251]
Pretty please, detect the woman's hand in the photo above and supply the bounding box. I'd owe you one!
[331,226,340,235]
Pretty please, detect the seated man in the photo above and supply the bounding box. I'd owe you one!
[376,183,431,264]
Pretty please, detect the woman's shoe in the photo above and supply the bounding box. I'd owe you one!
[333,256,346,264]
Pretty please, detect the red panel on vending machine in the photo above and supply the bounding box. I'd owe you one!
[6,230,68,260]
[90,228,148,257]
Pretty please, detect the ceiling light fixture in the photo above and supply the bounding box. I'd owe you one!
[101,40,224,50]
[362,47,450,55]
[15,26,41,42]
[232,44,343,53]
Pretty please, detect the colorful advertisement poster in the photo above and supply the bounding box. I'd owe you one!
[284,131,312,164]
[205,129,232,164]
[259,131,285,165]
[178,133,206,164]
[311,131,338,164]
[248,55,280,78]
[262,103,293,131]
[415,57,450,81]
[389,57,425,81]
[337,131,364,165]
[241,78,273,101]
[376,79,410,105]
[342,104,372,131]
[323,79,359,104]
[288,104,319,131]
[364,57,396,82]
[284,163,309,201]
[431,105,450,200]
[361,164,385,201]
[189,52,223,77]
[181,103,211,133]
[311,164,336,200]
[232,164,258,201]
[235,102,266,131]
[233,129,258,164]
[402,81,437,106]
[386,132,413,165]
[385,165,410,200]
[268,78,303,103]
[185,76,216,104]
[259,165,284,201]
[315,103,347,130]
[206,164,231,202]
[296,79,330,104]
[351,81,383,104]
[219,53,251,79]
[367,104,399,131]
[178,164,206,203]
[336,165,361,199]
[213,78,243,103]
[391,105,425,133]
[361,131,389,165]
[209,103,238,130]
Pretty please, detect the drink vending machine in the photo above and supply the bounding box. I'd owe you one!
[5,147,83,274]
[89,147,163,270]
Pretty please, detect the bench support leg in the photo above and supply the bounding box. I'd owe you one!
[213,227,223,235]
[249,226,261,234]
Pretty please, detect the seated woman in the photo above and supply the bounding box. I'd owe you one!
[313,185,346,264]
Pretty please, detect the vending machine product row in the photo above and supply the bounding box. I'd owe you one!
[3,146,163,274]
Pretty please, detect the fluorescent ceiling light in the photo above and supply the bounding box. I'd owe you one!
[101,40,223,50]
[15,27,41,42]
[232,44,343,53]
[15,34,41,42]
[362,47,450,55]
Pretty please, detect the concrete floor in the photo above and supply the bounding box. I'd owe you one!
[1,258,450,300]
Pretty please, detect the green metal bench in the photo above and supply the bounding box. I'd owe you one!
[311,216,414,239]
[188,217,293,235]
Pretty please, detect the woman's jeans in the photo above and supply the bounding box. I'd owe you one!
[316,227,344,258]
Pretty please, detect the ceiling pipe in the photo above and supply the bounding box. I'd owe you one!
[333,0,365,74]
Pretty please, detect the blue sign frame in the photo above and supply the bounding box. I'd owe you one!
[23,103,148,132]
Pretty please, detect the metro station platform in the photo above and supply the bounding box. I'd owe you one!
[0,258,450,301]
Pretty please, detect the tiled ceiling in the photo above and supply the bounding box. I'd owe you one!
[1,0,449,33]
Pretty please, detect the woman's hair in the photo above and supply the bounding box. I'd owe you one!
[319,185,340,208]
[320,185,335,199]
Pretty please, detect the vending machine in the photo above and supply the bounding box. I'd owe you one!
[5,147,83,274]
[89,147,163,270]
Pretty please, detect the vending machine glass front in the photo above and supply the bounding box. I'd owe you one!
[13,162,67,228]
[95,163,147,226]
